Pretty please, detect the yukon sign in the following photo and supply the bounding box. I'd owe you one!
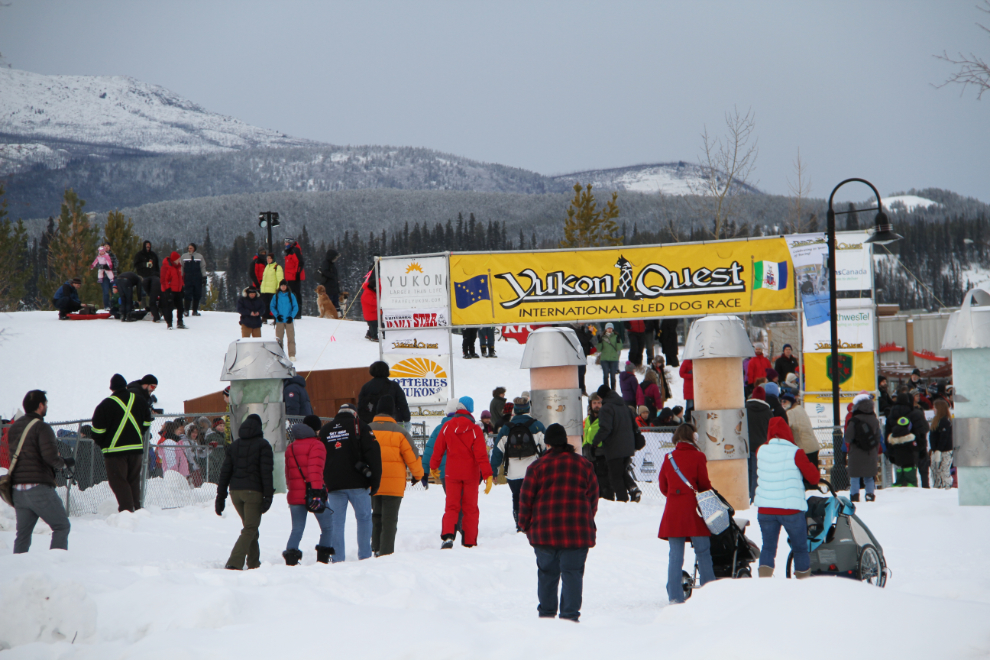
[449,238,795,325]
[383,355,451,403]
[378,256,449,310]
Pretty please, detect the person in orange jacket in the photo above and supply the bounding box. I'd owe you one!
[430,396,493,549]
[160,251,186,330]
[368,395,424,556]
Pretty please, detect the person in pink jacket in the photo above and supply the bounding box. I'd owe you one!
[90,244,116,310]
[283,423,333,565]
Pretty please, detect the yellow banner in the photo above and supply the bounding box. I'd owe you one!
[803,352,877,394]
[448,238,795,325]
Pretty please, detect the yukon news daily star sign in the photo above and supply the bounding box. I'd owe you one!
[448,238,795,325]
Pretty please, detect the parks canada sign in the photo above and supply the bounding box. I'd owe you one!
[448,238,795,325]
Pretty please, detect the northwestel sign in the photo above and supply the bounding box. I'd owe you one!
[448,238,795,326]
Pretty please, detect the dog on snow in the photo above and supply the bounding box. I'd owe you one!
[316,285,339,319]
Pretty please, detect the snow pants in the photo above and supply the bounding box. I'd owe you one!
[371,494,402,556]
[184,277,203,312]
[105,452,142,512]
[442,477,479,545]
[162,290,184,327]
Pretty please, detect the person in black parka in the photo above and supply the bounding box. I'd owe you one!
[357,361,411,425]
[284,375,314,417]
[236,286,265,337]
[745,385,772,501]
[842,394,883,502]
[317,248,341,309]
[591,385,636,502]
[885,391,929,487]
[215,414,274,570]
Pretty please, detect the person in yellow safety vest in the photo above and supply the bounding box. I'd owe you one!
[90,373,155,512]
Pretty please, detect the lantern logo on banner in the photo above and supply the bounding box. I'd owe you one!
[825,353,854,384]
[389,357,449,398]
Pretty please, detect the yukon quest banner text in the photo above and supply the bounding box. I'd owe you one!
[448,238,795,326]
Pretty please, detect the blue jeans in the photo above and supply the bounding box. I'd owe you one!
[667,536,715,603]
[758,511,809,572]
[100,277,113,308]
[286,504,333,551]
[534,546,588,621]
[601,360,619,390]
[326,488,373,561]
[479,327,495,348]
[850,477,875,496]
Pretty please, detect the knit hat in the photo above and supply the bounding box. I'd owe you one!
[290,423,316,440]
[71,277,82,285]
[502,402,514,417]
[480,410,492,419]
[638,405,650,416]
[782,343,792,351]
[768,417,793,443]
[337,403,357,417]
[785,372,799,386]
[781,392,797,404]
[458,396,475,413]
[223,385,231,396]
[764,382,780,398]
[544,423,568,447]
[303,414,323,433]
[597,384,612,399]
[625,361,635,372]
[196,416,211,430]
[110,373,127,391]
[512,396,531,415]
[376,395,396,417]
[912,368,921,376]
[444,399,460,415]
[766,368,779,381]
[141,374,158,386]
[750,385,766,401]
[170,251,181,262]
[754,342,765,351]
[604,322,614,330]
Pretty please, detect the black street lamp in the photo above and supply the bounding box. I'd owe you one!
[825,178,901,477]
[258,211,281,255]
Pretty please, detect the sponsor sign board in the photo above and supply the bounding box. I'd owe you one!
[802,302,875,353]
[379,256,449,310]
[381,307,449,329]
[382,328,450,355]
[382,354,451,404]
[803,351,877,394]
[448,238,795,325]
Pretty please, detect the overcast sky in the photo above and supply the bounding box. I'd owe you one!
[2,0,988,203]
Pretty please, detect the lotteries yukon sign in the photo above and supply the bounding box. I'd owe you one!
[449,238,795,325]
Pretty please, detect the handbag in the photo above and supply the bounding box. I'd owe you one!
[0,418,40,507]
[668,454,730,535]
[290,444,328,514]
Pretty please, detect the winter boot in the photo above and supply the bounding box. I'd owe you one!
[487,346,497,358]
[795,569,812,580]
[282,549,303,566]
[315,545,334,564]
[192,311,201,316]
[629,486,642,503]
[758,565,774,578]
[177,321,187,329]
[865,493,876,502]
[469,349,481,359]
[463,351,473,359]
[850,493,860,502]
[289,355,297,362]
[479,346,488,358]
[441,535,455,550]
[184,309,189,317]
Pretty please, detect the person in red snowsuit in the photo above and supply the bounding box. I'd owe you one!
[430,397,493,548]
[160,251,185,329]
[361,265,379,341]
[283,238,305,319]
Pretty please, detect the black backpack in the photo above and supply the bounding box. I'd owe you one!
[504,421,539,460]
[850,416,878,451]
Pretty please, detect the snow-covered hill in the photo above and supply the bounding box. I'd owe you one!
[0,68,313,173]
[552,162,762,196]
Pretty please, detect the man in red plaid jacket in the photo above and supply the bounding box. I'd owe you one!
[518,423,599,622]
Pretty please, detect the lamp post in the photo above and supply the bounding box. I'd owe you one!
[825,178,902,478]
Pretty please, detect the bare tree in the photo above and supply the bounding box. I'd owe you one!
[786,148,812,233]
[691,106,758,240]
[935,0,990,99]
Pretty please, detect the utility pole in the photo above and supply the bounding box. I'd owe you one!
[258,211,280,255]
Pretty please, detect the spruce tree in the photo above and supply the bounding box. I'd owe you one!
[0,183,29,311]
[41,189,100,307]
[845,202,860,231]
[102,209,140,273]
[560,183,621,248]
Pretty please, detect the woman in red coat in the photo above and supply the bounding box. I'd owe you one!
[679,359,694,420]
[283,423,332,566]
[361,266,379,341]
[159,251,186,329]
[658,424,716,603]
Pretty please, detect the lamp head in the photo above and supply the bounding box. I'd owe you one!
[863,210,902,245]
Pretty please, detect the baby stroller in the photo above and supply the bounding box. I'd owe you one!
[682,496,760,600]
[785,480,888,586]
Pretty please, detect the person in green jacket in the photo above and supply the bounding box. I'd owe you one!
[598,323,622,390]
[581,393,613,500]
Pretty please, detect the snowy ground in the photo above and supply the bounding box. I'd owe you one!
[3,311,989,657]
[1,486,989,657]
[0,311,685,421]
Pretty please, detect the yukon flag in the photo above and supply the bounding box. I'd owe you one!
[753,260,788,291]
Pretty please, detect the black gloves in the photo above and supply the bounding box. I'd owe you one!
[63,457,76,469]
[260,496,273,514]
[215,496,225,516]
[286,317,293,324]
[276,315,284,323]
[420,475,429,489]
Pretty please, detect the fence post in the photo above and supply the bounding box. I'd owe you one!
[140,427,150,509]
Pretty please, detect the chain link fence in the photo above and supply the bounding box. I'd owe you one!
[814,426,894,491]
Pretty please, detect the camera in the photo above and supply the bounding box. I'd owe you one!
[355,461,373,479]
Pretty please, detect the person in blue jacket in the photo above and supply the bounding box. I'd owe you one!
[489,397,546,529]
[270,280,300,361]
[53,278,83,319]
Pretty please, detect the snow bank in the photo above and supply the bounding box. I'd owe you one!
[0,573,97,649]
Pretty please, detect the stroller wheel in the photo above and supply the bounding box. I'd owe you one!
[734,566,752,578]
[785,552,794,578]
[681,570,694,600]
[859,545,886,587]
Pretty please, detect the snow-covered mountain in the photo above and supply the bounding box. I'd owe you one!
[0,68,313,173]
[551,162,762,196]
